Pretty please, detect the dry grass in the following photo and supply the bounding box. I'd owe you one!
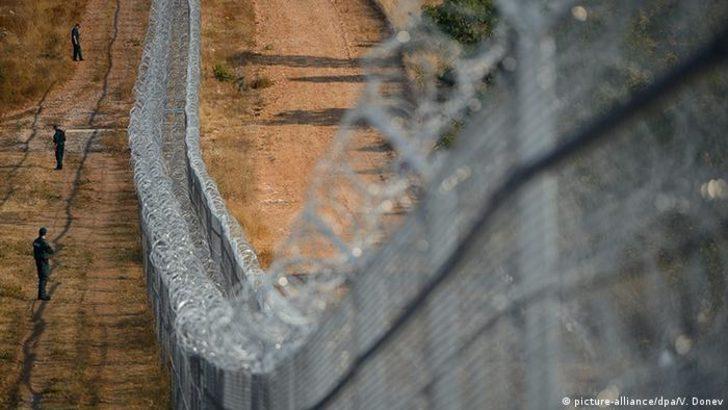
[0,0,88,114]
[247,75,273,90]
[373,0,442,28]
[100,130,131,154]
[200,0,392,269]
[200,0,276,265]
[0,238,28,300]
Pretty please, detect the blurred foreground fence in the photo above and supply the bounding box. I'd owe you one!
[128,0,728,408]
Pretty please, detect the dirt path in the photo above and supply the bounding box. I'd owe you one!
[201,0,391,265]
[0,0,169,407]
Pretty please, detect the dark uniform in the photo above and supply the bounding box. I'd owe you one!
[53,128,66,170]
[33,234,54,300]
[71,25,83,61]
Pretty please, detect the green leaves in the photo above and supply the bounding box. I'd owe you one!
[423,0,497,46]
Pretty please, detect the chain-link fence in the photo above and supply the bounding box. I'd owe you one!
[128,0,728,408]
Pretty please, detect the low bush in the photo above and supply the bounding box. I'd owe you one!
[423,0,497,46]
[213,62,235,82]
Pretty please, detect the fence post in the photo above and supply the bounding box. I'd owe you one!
[513,26,562,410]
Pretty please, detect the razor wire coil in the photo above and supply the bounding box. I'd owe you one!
[128,0,728,408]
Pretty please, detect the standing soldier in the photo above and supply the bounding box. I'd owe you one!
[33,227,54,301]
[52,124,66,170]
[71,23,83,61]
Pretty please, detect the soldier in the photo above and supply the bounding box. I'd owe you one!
[33,227,55,301]
[52,124,66,170]
[71,23,83,61]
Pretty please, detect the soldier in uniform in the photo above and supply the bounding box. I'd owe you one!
[52,124,66,170]
[71,23,83,61]
[33,227,55,301]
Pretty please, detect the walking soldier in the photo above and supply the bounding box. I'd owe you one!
[71,23,83,61]
[53,125,66,170]
[33,227,54,301]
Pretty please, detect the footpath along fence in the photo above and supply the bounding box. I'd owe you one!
[128,0,728,408]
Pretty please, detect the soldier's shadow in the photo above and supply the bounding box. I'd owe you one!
[19,281,60,408]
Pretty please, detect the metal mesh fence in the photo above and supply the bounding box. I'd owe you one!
[128,0,728,408]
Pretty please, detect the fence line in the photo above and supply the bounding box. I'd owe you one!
[129,0,728,408]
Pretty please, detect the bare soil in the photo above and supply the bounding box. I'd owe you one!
[201,0,391,266]
[0,0,169,407]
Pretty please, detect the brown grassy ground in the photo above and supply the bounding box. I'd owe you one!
[0,0,88,114]
[0,0,170,406]
[373,0,442,27]
[200,0,390,267]
[199,0,262,258]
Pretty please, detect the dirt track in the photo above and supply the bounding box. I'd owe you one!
[0,0,169,407]
[201,0,392,265]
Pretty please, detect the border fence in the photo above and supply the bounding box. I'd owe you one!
[128,0,728,408]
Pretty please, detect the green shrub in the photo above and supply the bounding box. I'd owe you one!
[423,0,497,46]
[213,62,234,82]
[435,120,462,149]
[423,0,497,149]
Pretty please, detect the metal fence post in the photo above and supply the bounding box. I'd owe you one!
[513,24,562,410]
